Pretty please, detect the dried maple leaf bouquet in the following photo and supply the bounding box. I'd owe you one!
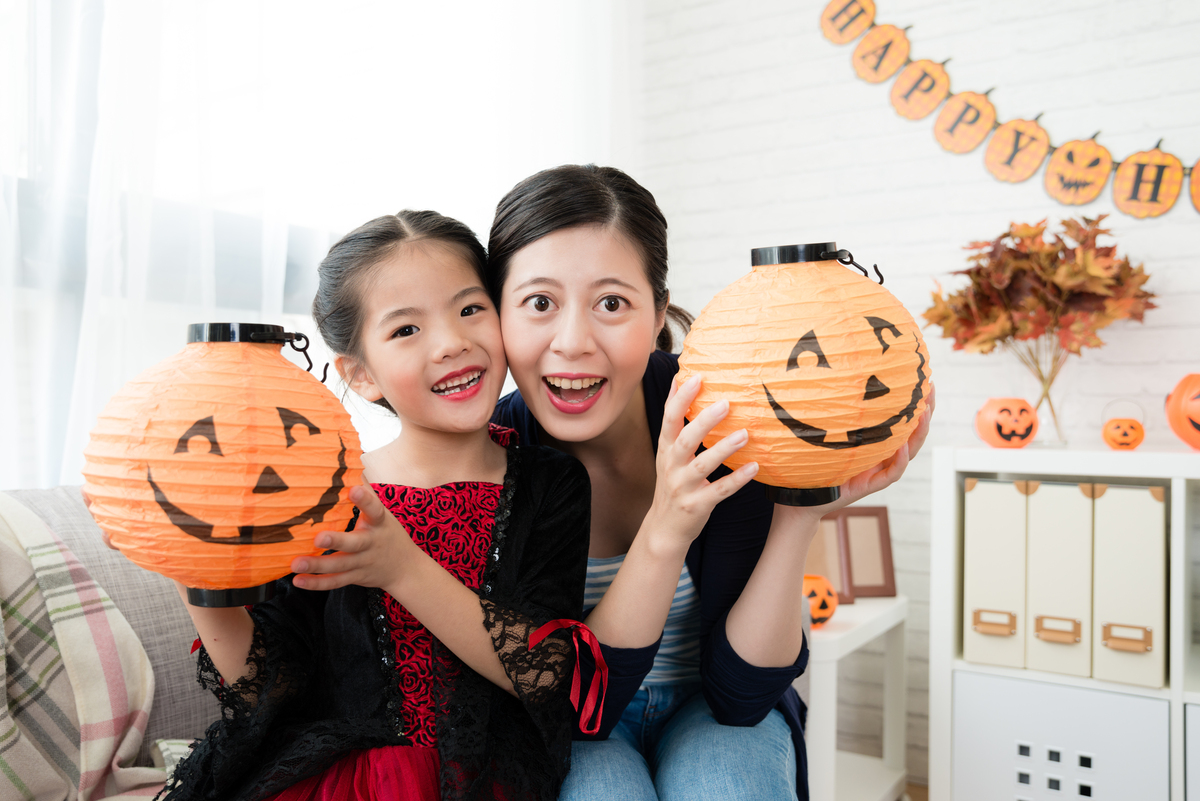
[923,215,1155,440]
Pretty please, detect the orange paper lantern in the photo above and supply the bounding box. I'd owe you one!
[83,323,363,606]
[1112,145,1183,219]
[1166,374,1200,450]
[983,119,1050,183]
[852,24,910,83]
[820,0,875,44]
[975,398,1038,448]
[934,92,997,154]
[804,574,839,628]
[1044,138,1112,206]
[676,243,931,506]
[1102,419,1144,451]
[889,60,950,121]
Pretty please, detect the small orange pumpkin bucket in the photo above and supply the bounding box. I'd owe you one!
[1101,400,1145,451]
[83,323,363,606]
[804,574,839,628]
[975,398,1038,448]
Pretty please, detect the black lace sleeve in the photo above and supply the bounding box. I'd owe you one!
[480,598,575,705]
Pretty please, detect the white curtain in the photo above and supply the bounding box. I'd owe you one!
[2,0,627,489]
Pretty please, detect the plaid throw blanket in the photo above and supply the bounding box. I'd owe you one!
[1,493,165,800]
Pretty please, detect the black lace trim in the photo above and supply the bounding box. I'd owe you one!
[478,442,520,598]
[367,587,406,737]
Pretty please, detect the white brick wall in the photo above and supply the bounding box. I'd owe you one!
[637,0,1200,783]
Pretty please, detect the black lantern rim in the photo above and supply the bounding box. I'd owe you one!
[750,243,839,267]
[186,581,277,607]
[188,322,290,344]
[763,484,841,507]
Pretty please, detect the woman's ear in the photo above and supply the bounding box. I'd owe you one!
[655,292,669,341]
[335,355,383,403]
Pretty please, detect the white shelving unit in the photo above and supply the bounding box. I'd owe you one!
[929,446,1200,801]
[808,595,909,801]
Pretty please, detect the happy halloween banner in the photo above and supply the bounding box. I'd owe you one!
[821,0,1199,218]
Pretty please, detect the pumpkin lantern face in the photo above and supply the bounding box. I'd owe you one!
[804,574,839,628]
[83,324,363,605]
[1165,374,1200,450]
[1102,418,1144,451]
[1044,139,1113,205]
[677,244,931,505]
[975,398,1038,448]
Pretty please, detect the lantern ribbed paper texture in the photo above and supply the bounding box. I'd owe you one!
[82,324,363,604]
[677,245,930,500]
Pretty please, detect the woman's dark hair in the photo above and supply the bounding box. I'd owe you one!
[312,209,487,411]
[487,164,693,352]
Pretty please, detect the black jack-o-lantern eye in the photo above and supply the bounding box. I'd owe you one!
[149,407,345,545]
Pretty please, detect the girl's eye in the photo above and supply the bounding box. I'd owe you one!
[461,304,486,317]
[600,296,625,313]
[528,295,552,313]
[393,325,418,338]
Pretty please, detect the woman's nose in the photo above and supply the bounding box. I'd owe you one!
[551,307,597,359]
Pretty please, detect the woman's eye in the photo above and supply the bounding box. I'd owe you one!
[600,296,624,312]
[393,325,417,338]
[529,296,552,313]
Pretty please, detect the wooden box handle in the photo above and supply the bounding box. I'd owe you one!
[1102,622,1152,653]
[1034,615,1082,644]
[972,609,1016,636]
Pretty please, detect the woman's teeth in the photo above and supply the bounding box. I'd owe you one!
[545,376,605,402]
[432,371,482,395]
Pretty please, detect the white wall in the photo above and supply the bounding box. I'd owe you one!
[638,0,1200,782]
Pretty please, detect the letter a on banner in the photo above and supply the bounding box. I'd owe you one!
[1112,146,1183,218]
[852,24,910,83]
[889,60,950,120]
[984,119,1050,183]
[821,0,875,44]
[934,92,997,154]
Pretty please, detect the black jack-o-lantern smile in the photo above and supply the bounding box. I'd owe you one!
[995,407,1035,442]
[147,407,348,544]
[763,316,927,449]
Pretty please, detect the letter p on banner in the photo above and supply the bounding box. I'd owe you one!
[821,0,875,44]
[889,60,951,120]
[935,92,997,154]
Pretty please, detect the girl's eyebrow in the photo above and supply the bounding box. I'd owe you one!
[376,286,487,328]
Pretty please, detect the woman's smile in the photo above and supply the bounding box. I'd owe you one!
[543,374,608,413]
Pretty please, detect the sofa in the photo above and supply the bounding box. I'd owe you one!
[5,485,220,767]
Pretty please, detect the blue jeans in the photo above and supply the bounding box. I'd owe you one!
[559,682,797,801]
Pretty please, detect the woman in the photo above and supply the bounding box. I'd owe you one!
[488,164,932,801]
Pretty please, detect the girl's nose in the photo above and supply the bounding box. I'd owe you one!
[433,323,472,361]
[551,307,597,359]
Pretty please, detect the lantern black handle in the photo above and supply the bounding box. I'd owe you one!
[247,329,317,374]
[823,249,885,285]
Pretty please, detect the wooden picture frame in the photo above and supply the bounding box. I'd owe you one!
[805,513,855,605]
[832,506,896,598]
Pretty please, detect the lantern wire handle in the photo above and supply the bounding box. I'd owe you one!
[287,333,315,373]
[827,249,885,285]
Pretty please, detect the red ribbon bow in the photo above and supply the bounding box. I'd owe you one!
[529,619,608,736]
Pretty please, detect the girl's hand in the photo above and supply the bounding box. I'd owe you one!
[646,375,759,553]
[291,482,421,593]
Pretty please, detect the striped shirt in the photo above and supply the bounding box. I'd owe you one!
[584,554,702,687]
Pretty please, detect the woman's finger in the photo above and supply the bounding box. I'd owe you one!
[702,461,759,502]
[671,398,730,458]
[660,375,701,445]
[687,427,748,477]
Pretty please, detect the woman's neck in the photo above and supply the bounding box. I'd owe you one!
[364,424,507,488]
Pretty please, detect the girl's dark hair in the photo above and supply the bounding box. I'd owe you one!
[487,164,693,352]
[312,210,487,411]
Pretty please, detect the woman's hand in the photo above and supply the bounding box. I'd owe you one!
[291,482,421,594]
[644,375,759,554]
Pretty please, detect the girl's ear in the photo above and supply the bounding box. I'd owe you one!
[336,355,383,403]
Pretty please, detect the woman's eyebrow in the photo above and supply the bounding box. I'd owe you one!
[510,277,562,293]
[591,277,640,292]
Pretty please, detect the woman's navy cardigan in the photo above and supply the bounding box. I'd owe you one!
[492,350,808,799]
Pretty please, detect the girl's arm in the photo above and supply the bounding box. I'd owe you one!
[291,482,520,697]
[583,376,759,649]
[172,582,257,685]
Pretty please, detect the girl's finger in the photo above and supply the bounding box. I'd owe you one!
[687,427,748,477]
[293,571,356,592]
[292,550,361,576]
[672,398,730,458]
[349,480,385,525]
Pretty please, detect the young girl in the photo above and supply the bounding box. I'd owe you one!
[159,211,605,801]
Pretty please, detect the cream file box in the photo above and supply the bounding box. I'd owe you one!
[1025,482,1094,677]
[962,478,1029,668]
[1092,484,1166,688]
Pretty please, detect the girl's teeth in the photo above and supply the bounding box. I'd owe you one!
[433,371,481,393]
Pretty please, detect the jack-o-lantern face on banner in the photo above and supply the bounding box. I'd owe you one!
[1191,158,1200,214]
[1102,418,1144,451]
[1165,374,1200,450]
[975,398,1038,448]
[934,92,997,154]
[820,0,875,44]
[1112,147,1183,219]
[676,244,931,504]
[1044,139,1113,205]
[83,323,364,604]
[984,119,1050,183]
[889,60,950,120]
[852,24,909,83]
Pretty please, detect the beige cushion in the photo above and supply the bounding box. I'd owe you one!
[5,487,220,765]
